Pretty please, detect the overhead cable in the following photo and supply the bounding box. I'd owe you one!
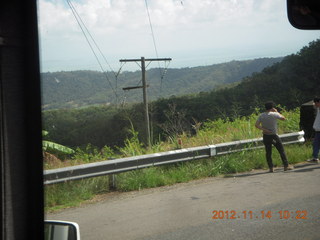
[65,0,118,101]
[144,1,164,79]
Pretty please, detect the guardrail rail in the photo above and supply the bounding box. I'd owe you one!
[44,131,305,185]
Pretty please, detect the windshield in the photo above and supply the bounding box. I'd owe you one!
[38,1,320,240]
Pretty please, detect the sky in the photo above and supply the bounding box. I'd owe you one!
[37,0,320,73]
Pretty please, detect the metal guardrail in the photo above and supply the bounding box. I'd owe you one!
[44,131,305,185]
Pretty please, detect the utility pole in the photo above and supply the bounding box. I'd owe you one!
[119,57,172,147]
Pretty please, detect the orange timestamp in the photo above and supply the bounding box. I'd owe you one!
[211,210,308,220]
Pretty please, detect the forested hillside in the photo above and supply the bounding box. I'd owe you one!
[41,57,282,110]
[151,40,320,126]
[43,39,320,150]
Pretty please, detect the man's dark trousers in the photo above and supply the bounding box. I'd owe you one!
[263,134,289,169]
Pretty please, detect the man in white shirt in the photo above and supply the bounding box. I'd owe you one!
[255,101,294,172]
[311,97,320,163]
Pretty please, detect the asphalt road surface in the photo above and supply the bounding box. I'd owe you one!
[46,162,320,240]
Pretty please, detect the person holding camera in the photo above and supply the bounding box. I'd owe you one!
[255,101,294,172]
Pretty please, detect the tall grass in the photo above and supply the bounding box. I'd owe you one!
[45,108,311,212]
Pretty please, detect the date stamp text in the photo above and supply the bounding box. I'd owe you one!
[211,210,308,220]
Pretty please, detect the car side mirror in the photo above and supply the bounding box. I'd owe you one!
[45,220,80,240]
[287,0,320,29]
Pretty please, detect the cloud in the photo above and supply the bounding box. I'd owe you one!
[38,0,319,72]
[40,0,281,37]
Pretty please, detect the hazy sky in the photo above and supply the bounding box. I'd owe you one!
[38,0,319,72]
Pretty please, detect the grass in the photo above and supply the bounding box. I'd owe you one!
[44,108,312,212]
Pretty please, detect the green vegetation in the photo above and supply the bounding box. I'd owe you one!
[42,130,75,154]
[44,108,310,212]
[115,144,310,192]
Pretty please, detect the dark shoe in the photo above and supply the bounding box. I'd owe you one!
[269,167,274,173]
[284,165,294,171]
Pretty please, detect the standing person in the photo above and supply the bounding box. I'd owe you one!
[255,101,294,172]
[310,96,320,163]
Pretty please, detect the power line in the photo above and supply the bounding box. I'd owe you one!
[144,0,166,87]
[65,0,118,102]
[144,0,160,60]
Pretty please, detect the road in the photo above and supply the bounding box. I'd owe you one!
[46,162,320,240]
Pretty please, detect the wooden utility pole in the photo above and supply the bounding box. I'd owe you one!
[119,57,172,147]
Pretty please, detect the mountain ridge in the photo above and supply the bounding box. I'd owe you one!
[41,57,283,110]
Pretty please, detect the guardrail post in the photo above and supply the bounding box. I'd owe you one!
[209,145,216,157]
[109,174,117,190]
